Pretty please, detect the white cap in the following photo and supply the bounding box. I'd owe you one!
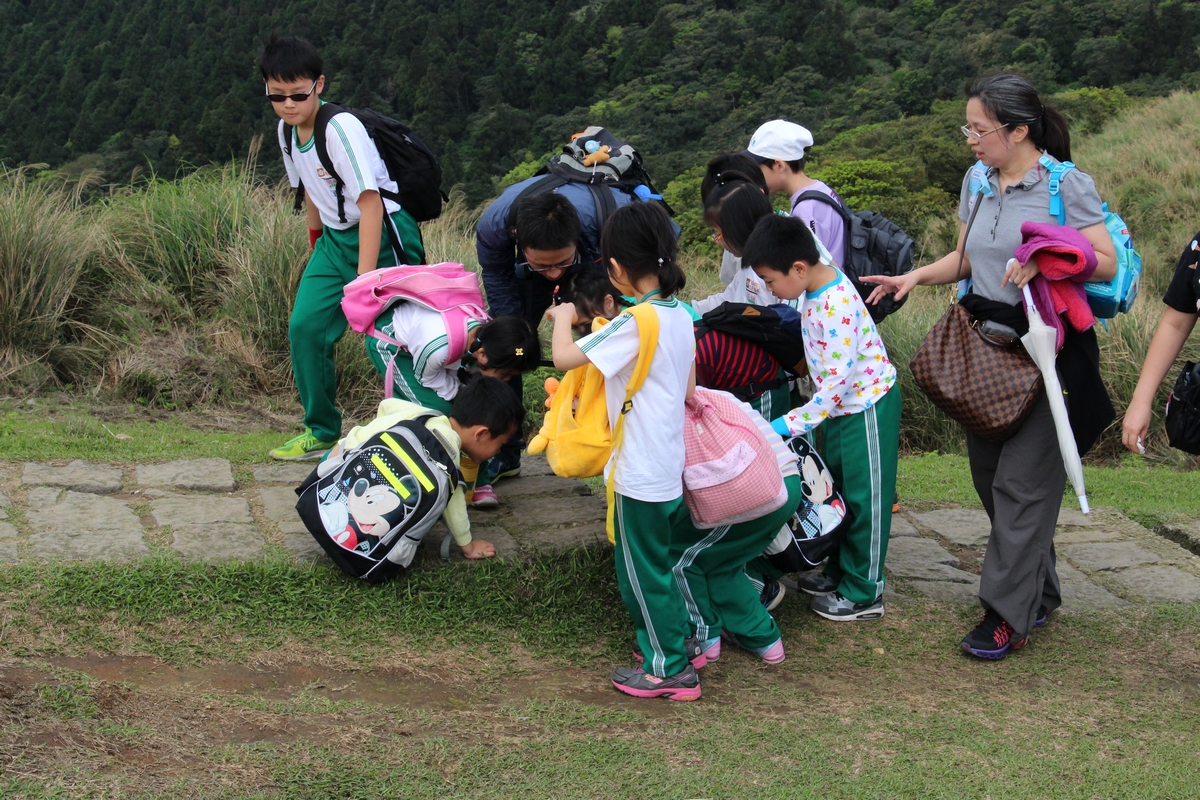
[744,119,814,161]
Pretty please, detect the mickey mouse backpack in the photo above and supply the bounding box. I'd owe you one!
[762,436,850,572]
[294,411,462,583]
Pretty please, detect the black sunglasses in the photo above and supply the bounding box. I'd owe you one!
[265,79,318,104]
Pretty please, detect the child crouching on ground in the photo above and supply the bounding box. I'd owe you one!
[366,309,541,508]
[327,375,525,559]
[742,214,901,621]
[546,202,701,700]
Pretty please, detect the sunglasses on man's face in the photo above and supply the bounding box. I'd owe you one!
[265,79,318,104]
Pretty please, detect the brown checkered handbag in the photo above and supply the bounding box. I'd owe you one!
[908,193,1042,443]
[909,303,1042,443]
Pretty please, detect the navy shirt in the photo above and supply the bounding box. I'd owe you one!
[475,176,678,318]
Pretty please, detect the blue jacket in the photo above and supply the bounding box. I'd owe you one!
[475,176,677,317]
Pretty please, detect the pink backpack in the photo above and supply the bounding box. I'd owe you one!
[682,387,787,529]
[342,263,488,398]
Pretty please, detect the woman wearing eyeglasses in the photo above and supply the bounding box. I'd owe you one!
[863,73,1116,660]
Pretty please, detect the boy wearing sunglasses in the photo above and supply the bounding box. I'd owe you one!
[260,34,425,461]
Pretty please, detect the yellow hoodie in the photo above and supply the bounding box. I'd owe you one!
[339,398,472,547]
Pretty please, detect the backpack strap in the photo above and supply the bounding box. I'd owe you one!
[587,183,619,232]
[1039,154,1075,226]
[311,103,346,223]
[604,302,661,543]
[793,189,853,260]
[967,159,995,199]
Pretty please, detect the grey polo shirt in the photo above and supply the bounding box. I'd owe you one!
[957,155,1105,306]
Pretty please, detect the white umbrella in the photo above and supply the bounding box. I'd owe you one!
[1020,281,1090,513]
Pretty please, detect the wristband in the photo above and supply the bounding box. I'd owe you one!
[770,417,792,438]
[309,228,322,249]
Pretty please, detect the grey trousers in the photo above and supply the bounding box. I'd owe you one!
[966,390,1066,638]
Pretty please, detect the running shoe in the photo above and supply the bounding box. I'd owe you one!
[961,609,1027,660]
[469,484,499,509]
[611,665,701,701]
[632,635,716,669]
[761,577,786,611]
[720,631,786,664]
[809,591,885,621]
[1035,605,1050,627]
[269,429,337,461]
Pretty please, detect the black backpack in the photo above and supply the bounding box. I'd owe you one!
[765,436,850,572]
[294,412,462,583]
[1166,360,1200,455]
[694,302,808,379]
[793,190,914,322]
[504,126,671,235]
[284,103,447,253]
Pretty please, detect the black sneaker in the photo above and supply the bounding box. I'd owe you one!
[611,665,701,701]
[961,609,1027,660]
[797,573,839,596]
[760,577,785,611]
[485,452,522,483]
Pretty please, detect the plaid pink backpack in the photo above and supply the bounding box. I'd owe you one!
[682,387,787,529]
[341,263,488,397]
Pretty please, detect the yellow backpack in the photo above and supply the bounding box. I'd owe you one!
[526,303,660,542]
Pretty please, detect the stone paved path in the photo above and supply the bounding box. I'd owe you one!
[3,456,1199,610]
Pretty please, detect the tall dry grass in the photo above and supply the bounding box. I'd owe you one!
[0,167,103,384]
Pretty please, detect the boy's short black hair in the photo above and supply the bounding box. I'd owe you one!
[450,375,526,437]
[472,316,543,374]
[514,191,582,251]
[259,34,323,83]
[741,214,821,274]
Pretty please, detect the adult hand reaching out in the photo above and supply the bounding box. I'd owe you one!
[861,271,921,305]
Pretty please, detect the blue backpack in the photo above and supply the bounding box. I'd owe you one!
[961,156,1141,319]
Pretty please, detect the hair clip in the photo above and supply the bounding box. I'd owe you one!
[657,257,664,266]
[515,348,524,356]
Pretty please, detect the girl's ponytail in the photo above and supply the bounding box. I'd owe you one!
[600,202,686,299]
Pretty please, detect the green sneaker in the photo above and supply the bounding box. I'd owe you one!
[269,429,337,461]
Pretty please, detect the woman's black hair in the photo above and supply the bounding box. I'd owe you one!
[560,270,625,320]
[469,316,542,374]
[701,153,769,205]
[259,33,323,83]
[600,202,685,298]
[967,73,1071,163]
[704,182,775,257]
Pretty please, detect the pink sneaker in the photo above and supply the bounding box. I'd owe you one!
[755,638,785,664]
[470,484,499,508]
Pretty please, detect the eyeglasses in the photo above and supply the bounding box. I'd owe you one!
[961,123,1009,141]
[266,80,318,104]
[518,249,581,274]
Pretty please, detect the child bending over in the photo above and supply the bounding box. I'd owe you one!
[742,214,901,622]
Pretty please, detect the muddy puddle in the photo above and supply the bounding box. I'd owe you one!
[20,655,665,713]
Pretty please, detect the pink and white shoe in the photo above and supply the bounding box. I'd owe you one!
[470,484,499,508]
[611,665,701,701]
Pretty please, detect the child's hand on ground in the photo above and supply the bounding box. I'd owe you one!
[545,301,577,326]
[461,539,497,559]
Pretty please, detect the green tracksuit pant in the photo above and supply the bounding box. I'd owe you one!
[673,474,803,649]
[289,210,424,442]
[612,494,695,678]
[364,345,453,414]
[820,386,902,605]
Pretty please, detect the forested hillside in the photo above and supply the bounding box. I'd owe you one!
[3,0,1199,204]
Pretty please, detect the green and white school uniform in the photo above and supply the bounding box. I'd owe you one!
[365,302,483,415]
[578,296,695,678]
[279,109,425,442]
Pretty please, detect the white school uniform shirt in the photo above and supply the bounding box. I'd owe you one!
[690,233,836,315]
[577,298,695,503]
[277,106,401,230]
[373,303,484,403]
[780,269,897,436]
